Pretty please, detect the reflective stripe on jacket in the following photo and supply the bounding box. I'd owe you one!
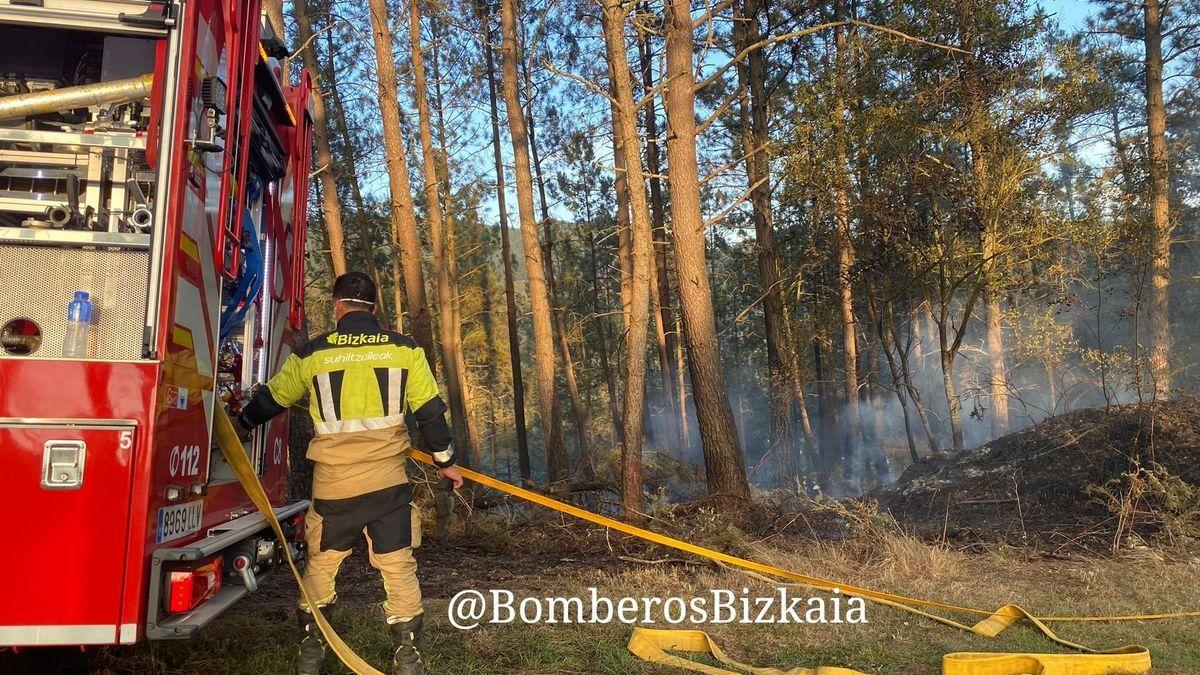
[240,311,455,468]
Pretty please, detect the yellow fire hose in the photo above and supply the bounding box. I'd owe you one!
[213,406,1194,674]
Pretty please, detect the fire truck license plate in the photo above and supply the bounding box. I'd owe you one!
[157,500,204,544]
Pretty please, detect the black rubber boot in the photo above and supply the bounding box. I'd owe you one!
[389,614,425,675]
[296,608,327,675]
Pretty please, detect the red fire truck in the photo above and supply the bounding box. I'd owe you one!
[0,0,314,647]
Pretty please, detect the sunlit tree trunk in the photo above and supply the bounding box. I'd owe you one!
[1143,0,1172,400]
[981,193,1010,436]
[610,100,633,335]
[367,0,436,353]
[408,0,476,467]
[832,0,863,479]
[663,0,749,498]
[602,0,654,520]
[295,0,346,276]
[429,12,482,459]
[499,0,568,482]
[968,99,1010,436]
[940,348,963,451]
[524,65,592,470]
[481,0,531,484]
[264,0,286,66]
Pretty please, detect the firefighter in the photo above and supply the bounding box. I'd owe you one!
[236,272,463,675]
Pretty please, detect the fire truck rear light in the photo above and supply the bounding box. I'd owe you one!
[166,557,222,614]
[290,513,306,542]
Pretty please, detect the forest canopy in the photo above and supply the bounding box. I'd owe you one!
[277,0,1200,512]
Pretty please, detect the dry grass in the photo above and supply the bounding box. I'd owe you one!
[10,507,1200,674]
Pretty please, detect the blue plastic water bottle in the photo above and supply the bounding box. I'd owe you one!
[63,291,93,358]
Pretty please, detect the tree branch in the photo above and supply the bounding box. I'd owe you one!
[694,19,968,93]
[701,142,770,185]
[692,0,738,29]
[696,87,744,134]
[543,59,618,105]
[703,174,769,229]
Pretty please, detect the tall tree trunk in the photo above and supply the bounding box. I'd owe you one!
[810,277,840,484]
[610,102,633,334]
[982,214,1009,436]
[295,0,347,276]
[323,29,388,318]
[936,289,965,451]
[430,11,482,459]
[481,0,531,484]
[663,0,749,498]
[408,0,475,467]
[970,131,1010,438]
[637,17,682,452]
[479,232,501,472]
[675,311,691,452]
[1143,0,1172,400]
[648,243,672,447]
[368,0,436,356]
[307,206,337,331]
[587,201,624,456]
[734,0,808,483]
[1109,103,1145,381]
[605,38,633,339]
[940,349,963,451]
[919,298,940,437]
[833,0,862,480]
[524,67,593,470]
[499,0,568,483]
[264,0,286,53]
[602,0,653,520]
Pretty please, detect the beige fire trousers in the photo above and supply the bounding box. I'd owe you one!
[297,455,423,622]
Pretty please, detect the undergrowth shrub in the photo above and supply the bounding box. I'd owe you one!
[1088,463,1200,552]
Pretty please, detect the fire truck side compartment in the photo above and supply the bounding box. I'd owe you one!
[0,20,158,360]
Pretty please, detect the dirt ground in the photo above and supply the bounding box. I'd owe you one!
[4,401,1200,674]
[4,514,1199,675]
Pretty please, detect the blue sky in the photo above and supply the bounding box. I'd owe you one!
[1039,0,1093,32]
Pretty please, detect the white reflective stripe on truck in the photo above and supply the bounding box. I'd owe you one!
[0,623,137,645]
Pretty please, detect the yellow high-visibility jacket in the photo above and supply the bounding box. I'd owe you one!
[239,311,455,468]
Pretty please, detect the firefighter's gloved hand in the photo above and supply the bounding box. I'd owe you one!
[232,414,255,442]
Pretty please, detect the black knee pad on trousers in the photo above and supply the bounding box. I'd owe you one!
[314,483,414,553]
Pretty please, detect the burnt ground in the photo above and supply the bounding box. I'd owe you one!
[880,397,1200,553]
